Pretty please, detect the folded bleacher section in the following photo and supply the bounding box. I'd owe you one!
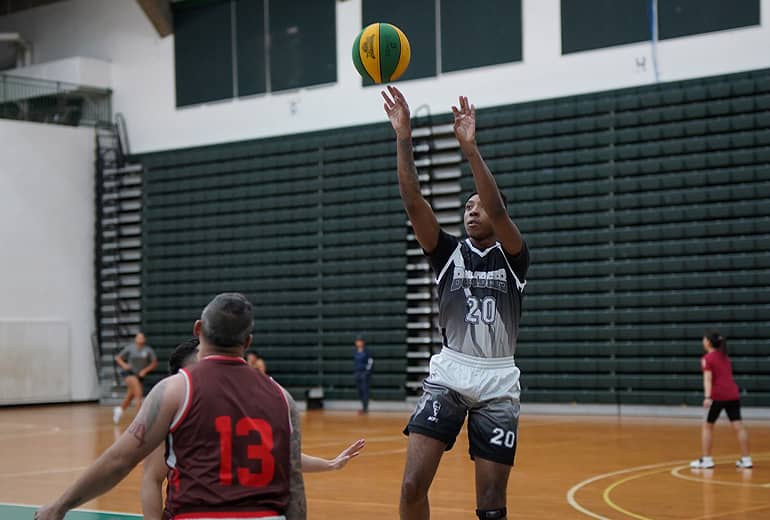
[140,124,407,401]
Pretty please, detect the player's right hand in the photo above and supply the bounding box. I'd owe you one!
[382,86,411,138]
[34,504,65,520]
[330,438,366,470]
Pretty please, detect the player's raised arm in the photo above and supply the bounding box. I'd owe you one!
[453,96,524,256]
[382,85,440,253]
[34,375,184,520]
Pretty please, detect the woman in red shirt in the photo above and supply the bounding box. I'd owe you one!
[690,330,752,469]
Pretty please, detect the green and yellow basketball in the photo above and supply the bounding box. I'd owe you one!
[352,22,411,84]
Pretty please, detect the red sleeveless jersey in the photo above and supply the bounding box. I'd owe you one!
[164,355,291,519]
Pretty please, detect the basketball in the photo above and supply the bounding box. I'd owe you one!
[352,22,411,83]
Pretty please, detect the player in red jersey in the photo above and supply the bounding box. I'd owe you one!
[141,339,365,519]
[690,330,752,470]
[36,293,306,520]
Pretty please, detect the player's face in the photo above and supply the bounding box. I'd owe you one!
[702,337,710,352]
[135,333,146,348]
[464,195,494,241]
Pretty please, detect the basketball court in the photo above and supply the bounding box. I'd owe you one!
[2,404,768,519]
[1,1,769,519]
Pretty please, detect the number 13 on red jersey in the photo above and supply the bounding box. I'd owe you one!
[215,416,275,487]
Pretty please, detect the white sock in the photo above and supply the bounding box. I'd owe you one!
[702,456,714,463]
[742,456,752,463]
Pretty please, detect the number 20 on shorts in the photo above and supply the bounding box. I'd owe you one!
[490,427,516,448]
[215,416,275,487]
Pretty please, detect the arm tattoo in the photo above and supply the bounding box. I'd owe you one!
[129,379,167,448]
[128,421,147,447]
[285,393,307,520]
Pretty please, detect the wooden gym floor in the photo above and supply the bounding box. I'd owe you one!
[0,404,768,519]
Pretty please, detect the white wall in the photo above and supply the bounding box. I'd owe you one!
[0,0,768,154]
[0,119,96,402]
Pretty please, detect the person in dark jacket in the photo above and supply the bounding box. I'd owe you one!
[353,335,374,414]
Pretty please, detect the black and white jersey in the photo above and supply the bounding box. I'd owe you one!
[428,230,529,358]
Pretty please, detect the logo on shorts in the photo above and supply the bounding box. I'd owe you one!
[427,400,441,423]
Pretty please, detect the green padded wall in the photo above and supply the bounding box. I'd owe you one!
[460,68,770,406]
[140,124,406,401]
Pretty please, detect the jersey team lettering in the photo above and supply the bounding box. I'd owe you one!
[450,267,508,292]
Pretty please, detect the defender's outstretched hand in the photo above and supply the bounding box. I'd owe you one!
[382,86,411,138]
[452,96,477,150]
[329,438,366,470]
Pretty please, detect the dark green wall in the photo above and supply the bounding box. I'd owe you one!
[460,68,770,406]
[141,67,770,406]
[140,124,407,401]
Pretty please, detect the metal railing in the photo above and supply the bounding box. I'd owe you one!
[0,73,112,127]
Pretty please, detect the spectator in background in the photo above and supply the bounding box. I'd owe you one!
[113,332,157,424]
[353,335,374,415]
[246,349,267,374]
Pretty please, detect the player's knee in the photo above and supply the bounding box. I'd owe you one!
[400,475,429,504]
[476,485,506,511]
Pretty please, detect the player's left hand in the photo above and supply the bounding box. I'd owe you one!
[702,398,713,408]
[34,504,65,520]
[329,438,366,470]
[452,96,477,150]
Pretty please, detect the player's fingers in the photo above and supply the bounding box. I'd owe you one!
[381,90,393,106]
[471,104,476,117]
[451,106,460,117]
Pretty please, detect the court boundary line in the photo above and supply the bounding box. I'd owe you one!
[0,501,141,517]
[568,452,770,519]
[566,458,690,519]
[602,469,664,520]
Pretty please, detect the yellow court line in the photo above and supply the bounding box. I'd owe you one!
[568,452,770,519]
[566,459,691,520]
[602,468,667,520]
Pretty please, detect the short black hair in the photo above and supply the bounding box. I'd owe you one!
[200,293,254,349]
[168,337,199,375]
[466,191,508,208]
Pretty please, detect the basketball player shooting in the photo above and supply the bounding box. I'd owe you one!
[382,86,530,520]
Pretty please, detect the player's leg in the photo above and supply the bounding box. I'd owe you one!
[354,372,365,413]
[362,372,371,413]
[126,375,143,408]
[725,400,752,467]
[399,433,446,520]
[120,376,135,409]
[692,401,721,468]
[474,458,511,519]
[132,376,146,408]
[701,422,714,456]
[400,382,467,519]
[467,399,519,520]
